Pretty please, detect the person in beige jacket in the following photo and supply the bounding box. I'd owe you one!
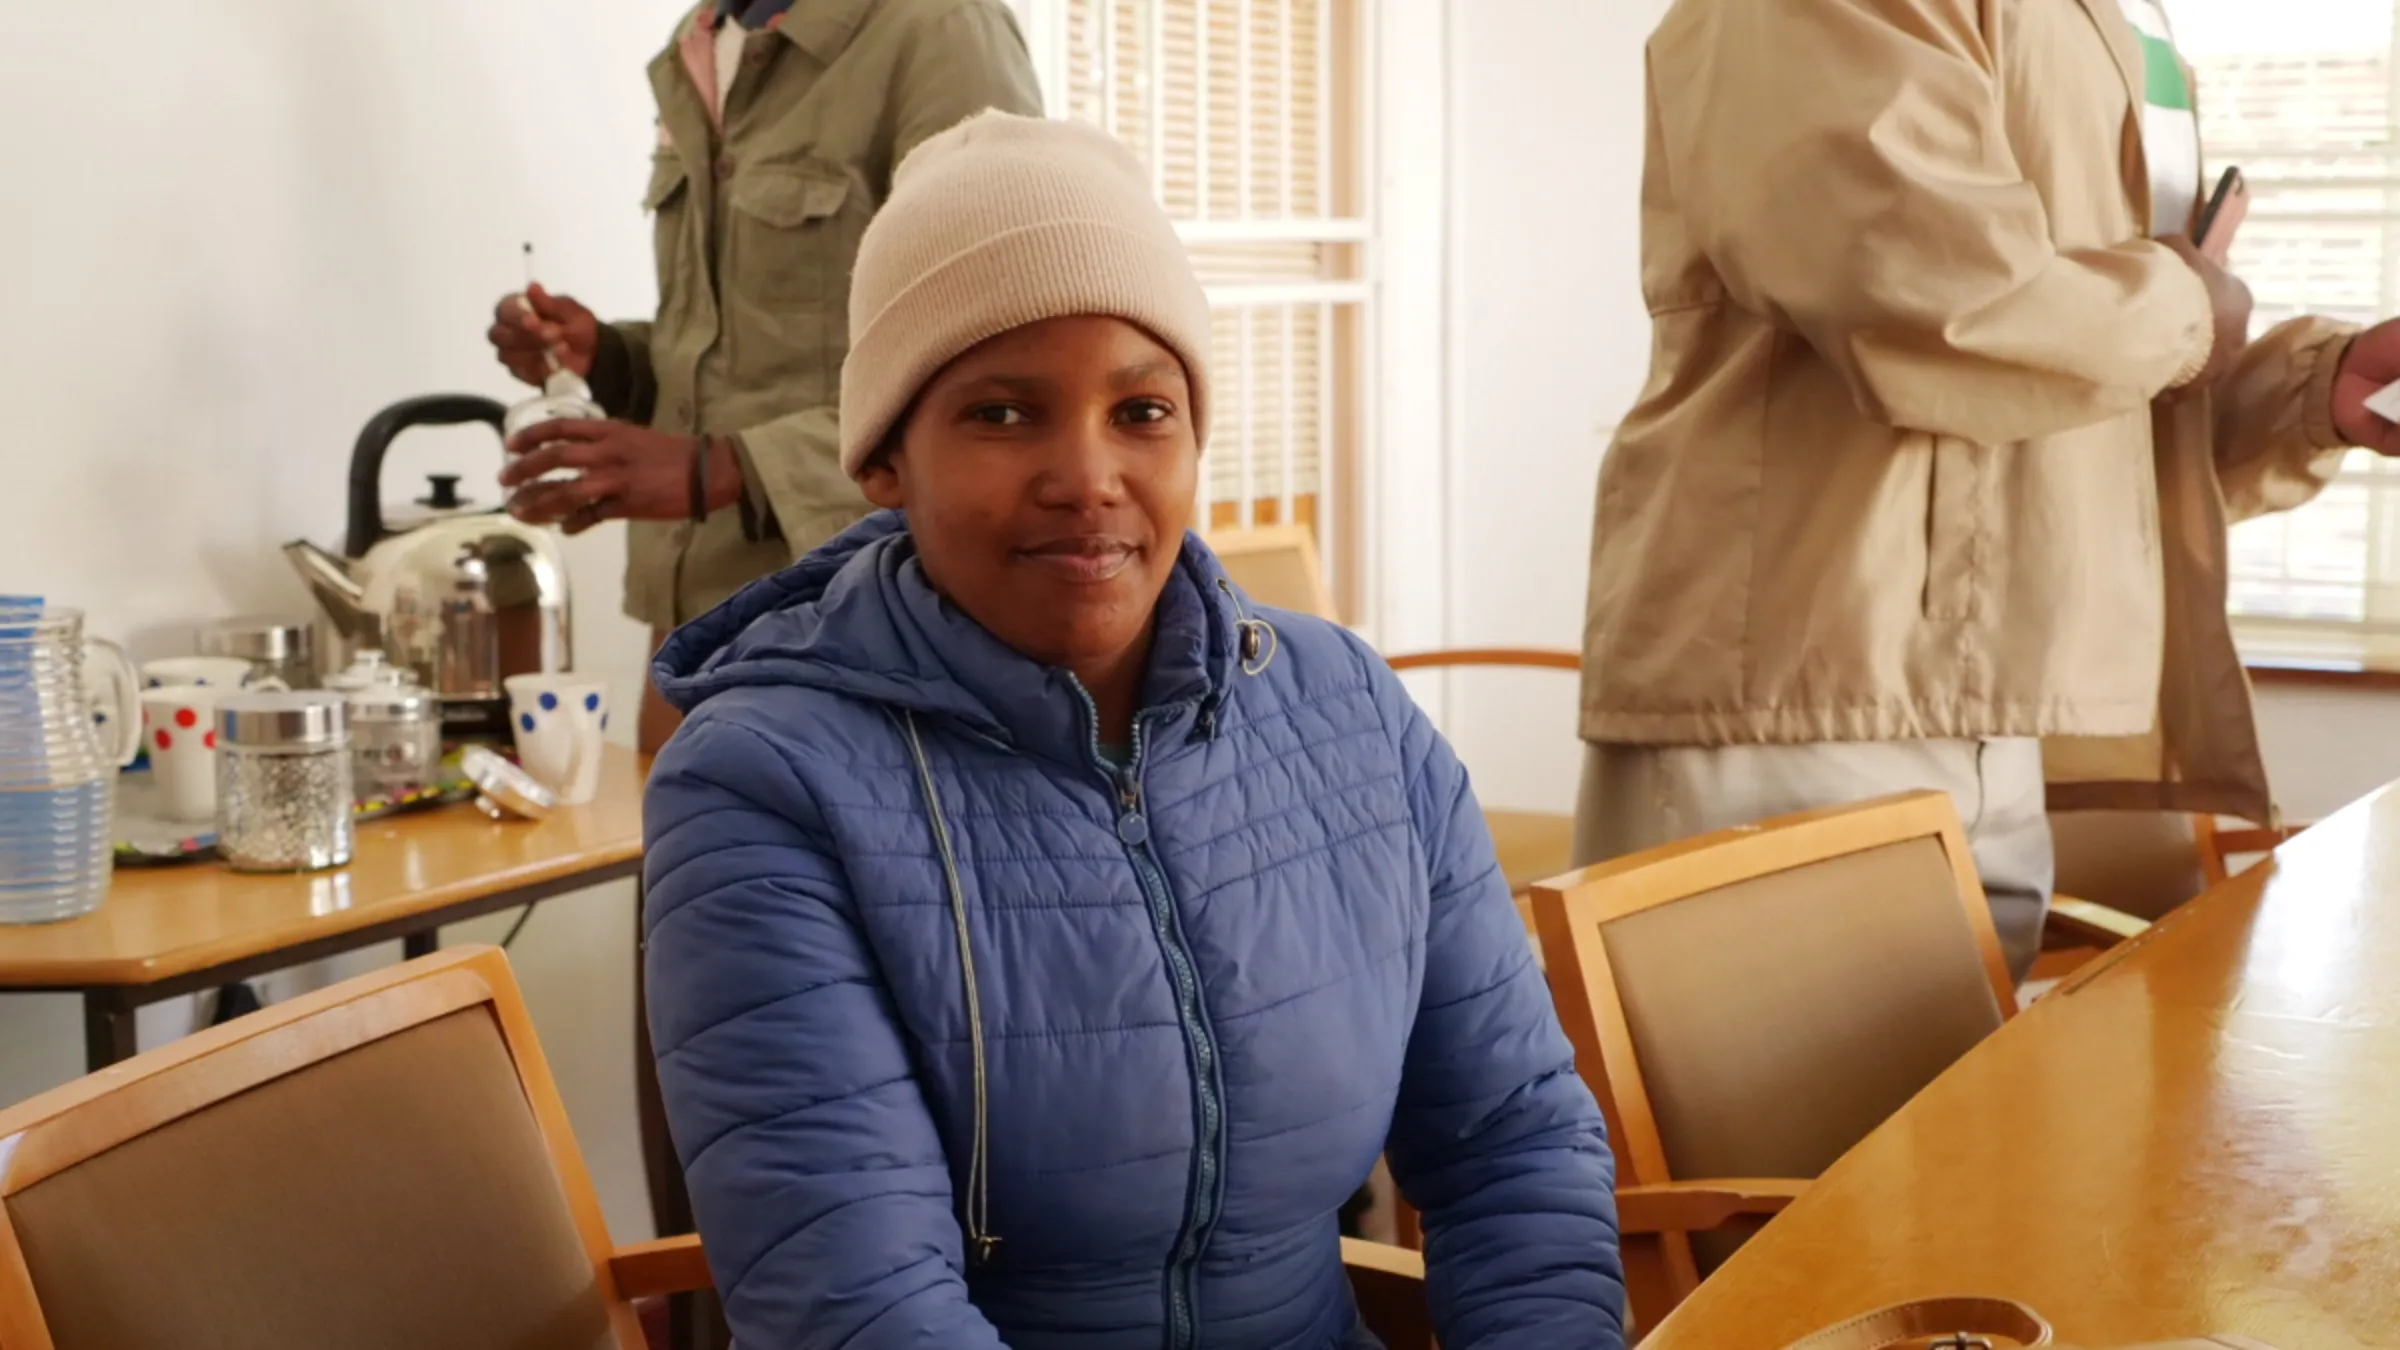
[1574,0,2400,978]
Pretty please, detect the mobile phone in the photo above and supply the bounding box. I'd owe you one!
[2194,166,2245,253]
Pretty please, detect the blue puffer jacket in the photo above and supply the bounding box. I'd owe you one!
[644,512,1625,1349]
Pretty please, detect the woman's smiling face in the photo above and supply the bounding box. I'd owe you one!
[861,315,1201,678]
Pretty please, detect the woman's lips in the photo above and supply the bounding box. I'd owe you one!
[1016,538,1138,584]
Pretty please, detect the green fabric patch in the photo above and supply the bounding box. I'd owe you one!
[2142,34,2192,112]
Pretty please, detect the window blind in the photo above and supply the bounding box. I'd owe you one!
[2180,0,2400,667]
[1051,0,1367,604]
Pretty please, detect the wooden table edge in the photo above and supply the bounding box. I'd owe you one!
[0,849,644,992]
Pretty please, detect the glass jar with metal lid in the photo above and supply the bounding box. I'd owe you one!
[346,668,443,802]
[197,618,315,692]
[213,691,352,873]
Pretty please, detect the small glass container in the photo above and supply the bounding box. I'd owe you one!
[346,670,443,801]
[503,370,604,487]
[197,618,314,691]
[214,692,352,873]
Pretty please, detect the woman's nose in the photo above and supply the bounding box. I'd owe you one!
[1031,417,1128,508]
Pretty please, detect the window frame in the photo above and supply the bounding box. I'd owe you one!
[2180,16,2400,671]
[1010,0,1377,623]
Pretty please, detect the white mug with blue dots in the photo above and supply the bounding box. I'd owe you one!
[503,673,608,805]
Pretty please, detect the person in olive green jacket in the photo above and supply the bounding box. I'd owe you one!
[489,0,1042,753]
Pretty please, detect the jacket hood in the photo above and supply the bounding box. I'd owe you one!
[653,510,1249,763]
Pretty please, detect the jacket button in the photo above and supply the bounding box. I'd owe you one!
[1117,813,1149,846]
[714,156,733,180]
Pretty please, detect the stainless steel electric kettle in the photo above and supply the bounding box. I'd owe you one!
[284,395,572,741]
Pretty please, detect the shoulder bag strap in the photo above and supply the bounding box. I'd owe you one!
[1779,1297,2055,1350]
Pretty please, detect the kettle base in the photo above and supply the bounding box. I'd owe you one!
[441,697,517,744]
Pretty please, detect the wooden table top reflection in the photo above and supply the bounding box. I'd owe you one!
[1644,780,2400,1350]
[0,745,648,989]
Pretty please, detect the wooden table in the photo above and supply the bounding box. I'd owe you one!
[0,745,646,1072]
[1645,779,2400,1349]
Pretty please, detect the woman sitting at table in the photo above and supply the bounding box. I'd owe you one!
[640,111,1626,1349]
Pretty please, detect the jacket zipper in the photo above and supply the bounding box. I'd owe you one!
[1077,687,1223,1350]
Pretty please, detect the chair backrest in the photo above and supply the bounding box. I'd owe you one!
[2049,809,2210,923]
[1206,524,1338,620]
[1531,791,2014,1280]
[0,946,641,1350]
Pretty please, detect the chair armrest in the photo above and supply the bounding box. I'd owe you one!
[2047,894,2150,947]
[1341,1236,1428,1280]
[1383,647,1581,673]
[2212,824,2307,857]
[610,1234,713,1300]
[1616,1179,1807,1235]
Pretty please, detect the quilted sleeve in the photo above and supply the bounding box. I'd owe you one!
[643,712,1007,1349]
[1370,663,1628,1349]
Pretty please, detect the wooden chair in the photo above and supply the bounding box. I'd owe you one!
[1207,522,1342,625]
[1205,523,1585,922]
[2039,812,2310,981]
[1529,791,2019,1335]
[0,944,1433,1350]
[1384,647,1585,927]
[624,1233,1434,1350]
[0,943,688,1350]
[2049,809,2308,924]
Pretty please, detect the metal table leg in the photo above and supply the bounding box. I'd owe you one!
[82,989,139,1072]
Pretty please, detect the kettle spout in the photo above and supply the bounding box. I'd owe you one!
[282,540,371,635]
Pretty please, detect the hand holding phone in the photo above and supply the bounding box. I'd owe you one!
[2194,167,2248,265]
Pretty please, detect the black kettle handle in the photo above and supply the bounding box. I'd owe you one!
[346,394,508,557]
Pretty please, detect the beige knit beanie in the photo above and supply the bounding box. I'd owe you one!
[841,110,1214,478]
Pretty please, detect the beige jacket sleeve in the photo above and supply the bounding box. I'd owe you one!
[1658,0,2216,445]
[2211,316,2357,522]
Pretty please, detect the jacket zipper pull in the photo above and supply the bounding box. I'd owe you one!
[1118,772,1141,814]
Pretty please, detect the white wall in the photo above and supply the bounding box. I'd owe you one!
[1430,0,2400,824]
[2254,686,2400,821]
[1429,0,1666,813]
[0,1,673,1241]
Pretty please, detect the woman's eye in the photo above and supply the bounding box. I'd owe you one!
[967,404,1030,427]
[1117,398,1175,425]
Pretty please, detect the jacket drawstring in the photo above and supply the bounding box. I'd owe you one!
[1216,578,1280,677]
[895,583,1266,1266]
[899,709,1001,1267]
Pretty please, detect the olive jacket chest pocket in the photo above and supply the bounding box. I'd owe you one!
[726,161,862,306]
[647,153,694,310]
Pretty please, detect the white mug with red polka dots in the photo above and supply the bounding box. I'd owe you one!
[140,684,223,822]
